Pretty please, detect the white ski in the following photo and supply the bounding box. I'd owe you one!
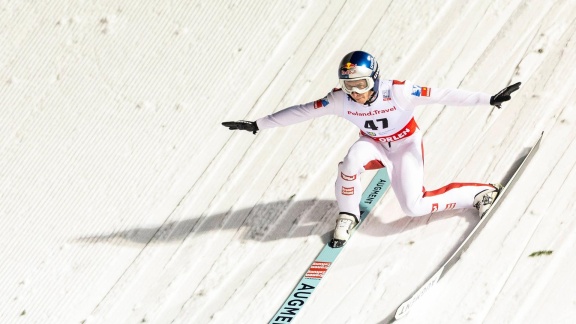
[388,132,543,322]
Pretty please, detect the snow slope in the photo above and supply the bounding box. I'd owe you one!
[1,1,575,323]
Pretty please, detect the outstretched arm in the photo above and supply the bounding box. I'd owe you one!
[427,87,492,106]
[222,92,337,134]
[255,100,333,129]
[394,81,521,108]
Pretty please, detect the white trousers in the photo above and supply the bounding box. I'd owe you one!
[335,131,494,218]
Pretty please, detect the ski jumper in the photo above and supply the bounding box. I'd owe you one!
[256,79,496,219]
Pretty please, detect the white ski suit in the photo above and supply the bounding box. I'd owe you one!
[256,79,496,219]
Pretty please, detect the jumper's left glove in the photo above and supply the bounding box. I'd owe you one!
[490,82,521,108]
[222,120,259,134]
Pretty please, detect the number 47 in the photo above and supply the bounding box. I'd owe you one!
[364,118,388,130]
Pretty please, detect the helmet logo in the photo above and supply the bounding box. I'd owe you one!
[343,62,356,70]
[341,62,357,75]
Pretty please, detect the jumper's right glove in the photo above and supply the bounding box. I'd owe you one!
[490,82,521,108]
[222,120,259,134]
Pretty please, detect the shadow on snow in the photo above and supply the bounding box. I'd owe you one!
[77,198,476,247]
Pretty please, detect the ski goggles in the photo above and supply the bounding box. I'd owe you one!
[339,77,374,95]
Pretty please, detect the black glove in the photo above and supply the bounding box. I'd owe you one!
[222,120,259,134]
[490,82,521,108]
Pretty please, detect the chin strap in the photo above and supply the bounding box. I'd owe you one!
[365,78,379,106]
[365,90,378,106]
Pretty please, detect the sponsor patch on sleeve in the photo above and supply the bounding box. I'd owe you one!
[411,85,431,97]
[313,97,330,109]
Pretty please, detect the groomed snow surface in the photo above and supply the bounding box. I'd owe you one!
[2,1,576,323]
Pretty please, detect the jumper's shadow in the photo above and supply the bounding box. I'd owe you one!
[78,199,340,246]
[77,198,470,246]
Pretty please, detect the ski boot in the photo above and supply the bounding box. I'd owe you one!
[473,184,503,218]
[329,213,359,248]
